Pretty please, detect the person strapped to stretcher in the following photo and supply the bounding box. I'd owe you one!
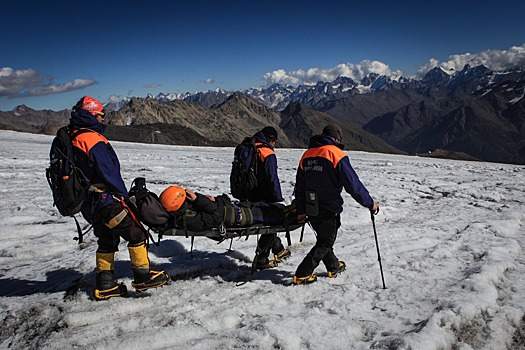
[158,186,294,234]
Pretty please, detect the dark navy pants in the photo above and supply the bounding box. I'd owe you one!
[295,207,341,277]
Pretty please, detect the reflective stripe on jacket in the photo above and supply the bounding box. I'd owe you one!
[295,134,373,214]
[249,131,283,203]
[69,109,128,209]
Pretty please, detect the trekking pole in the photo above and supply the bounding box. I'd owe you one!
[299,223,305,242]
[371,210,386,289]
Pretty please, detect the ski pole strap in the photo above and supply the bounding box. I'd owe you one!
[74,216,83,244]
[370,210,379,222]
[148,227,161,246]
[73,221,93,244]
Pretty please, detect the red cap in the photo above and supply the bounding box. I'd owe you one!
[79,96,104,116]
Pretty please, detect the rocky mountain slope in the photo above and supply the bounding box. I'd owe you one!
[1,64,523,164]
[105,93,398,153]
[146,64,524,164]
[280,103,401,154]
[0,105,69,135]
[106,93,297,147]
[360,66,525,164]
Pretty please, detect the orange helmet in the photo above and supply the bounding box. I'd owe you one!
[159,186,186,212]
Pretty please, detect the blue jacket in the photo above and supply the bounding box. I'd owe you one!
[295,134,374,214]
[69,109,128,209]
[249,131,283,203]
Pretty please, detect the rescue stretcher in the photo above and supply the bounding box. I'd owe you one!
[161,222,305,242]
[161,223,306,275]
[132,221,306,277]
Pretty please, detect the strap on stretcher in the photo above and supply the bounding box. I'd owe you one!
[162,223,304,240]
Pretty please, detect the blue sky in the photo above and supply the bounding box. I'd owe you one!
[1,0,525,111]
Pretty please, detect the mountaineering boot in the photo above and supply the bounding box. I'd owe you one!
[94,271,128,300]
[255,259,279,271]
[327,261,346,278]
[94,252,128,300]
[293,274,317,285]
[274,248,291,262]
[128,243,169,291]
[132,269,170,291]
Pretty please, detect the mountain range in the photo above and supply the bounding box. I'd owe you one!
[1,64,524,164]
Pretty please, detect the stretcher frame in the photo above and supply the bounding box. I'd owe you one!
[158,223,306,276]
[162,223,304,241]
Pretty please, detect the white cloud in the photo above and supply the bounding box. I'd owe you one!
[264,44,525,85]
[144,83,162,88]
[416,44,525,77]
[263,60,402,86]
[0,67,42,96]
[26,79,96,96]
[262,69,301,85]
[107,95,121,103]
[0,67,96,97]
[198,78,222,84]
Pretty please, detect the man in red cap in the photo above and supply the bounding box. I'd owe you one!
[69,96,169,300]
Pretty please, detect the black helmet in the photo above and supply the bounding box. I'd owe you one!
[261,126,278,142]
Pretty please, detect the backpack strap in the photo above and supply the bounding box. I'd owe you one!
[69,128,107,155]
[70,127,95,140]
[73,215,87,244]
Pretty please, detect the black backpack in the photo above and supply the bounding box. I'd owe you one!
[230,137,261,200]
[46,126,92,217]
[128,177,170,235]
